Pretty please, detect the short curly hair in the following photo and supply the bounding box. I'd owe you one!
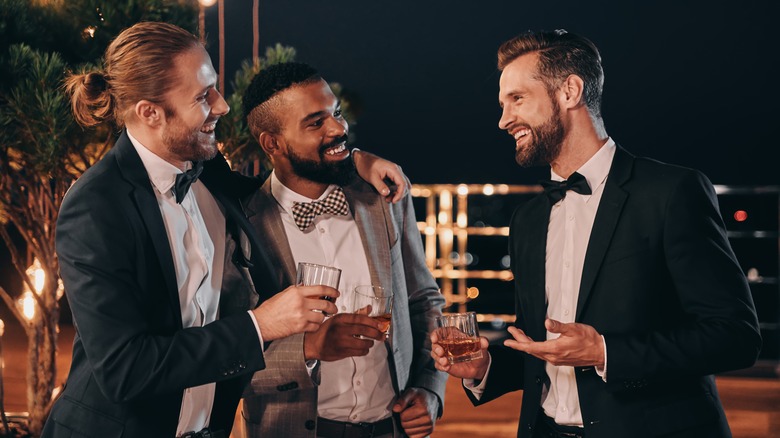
[244,62,321,138]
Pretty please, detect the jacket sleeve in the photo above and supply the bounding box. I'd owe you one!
[393,183,448,416]
[56,179,266,403]
[604,169,761,390]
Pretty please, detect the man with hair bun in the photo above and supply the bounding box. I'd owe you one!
[44,21,407,438]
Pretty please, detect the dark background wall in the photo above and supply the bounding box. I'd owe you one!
[206,0,776,186]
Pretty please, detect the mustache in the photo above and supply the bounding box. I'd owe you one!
[318,134,349,154]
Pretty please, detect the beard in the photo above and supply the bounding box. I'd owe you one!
[162,110,218,162]
[514,100,565,167]
[285,134,357,186]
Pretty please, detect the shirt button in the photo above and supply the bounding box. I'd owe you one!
[351,415,358,421]
[564,261,570,268]
[564,309,570,316]
[562,407,568,412]
[568,215,574,221]
[319,228,326,233]
[355,380,361,386]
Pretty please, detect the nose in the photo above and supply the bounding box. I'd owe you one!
[326,115,348,138]
[210,89,230,117]
[498,106,513,131]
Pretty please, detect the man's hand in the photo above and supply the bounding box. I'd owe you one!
[503,319,605,367]
[430,331,490,380]
[252,285,339,341]
[392,387,437,438]
[351,148,406,203]
[303,313,384,361]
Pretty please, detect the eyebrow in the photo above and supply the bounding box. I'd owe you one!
[302,110,328,123]
[194,85,211,98]
[301,102,342,124]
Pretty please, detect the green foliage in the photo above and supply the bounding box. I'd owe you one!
[0,44,74,176]
[1,0,198,66]
[0,0,200,179]
[216,44,299,169]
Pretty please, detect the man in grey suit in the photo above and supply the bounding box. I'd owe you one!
[240,62,447,438]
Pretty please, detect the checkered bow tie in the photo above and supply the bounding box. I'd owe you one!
[291,187,350,231]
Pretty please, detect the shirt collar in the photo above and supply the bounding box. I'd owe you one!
[551,137,616,192]
[269,171,340,215]
[126,129,194,197]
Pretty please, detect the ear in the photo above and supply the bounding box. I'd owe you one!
[258,132,280,157]
[133,100,165,127]
[558,74,585,110]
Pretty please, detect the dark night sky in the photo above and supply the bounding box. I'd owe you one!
[205,0,776,187]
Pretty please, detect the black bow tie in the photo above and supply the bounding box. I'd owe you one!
[539,171,592,204]
[173,161,204,203]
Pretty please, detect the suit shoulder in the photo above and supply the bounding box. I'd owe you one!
[619,154,718,212]
[632,155,709,181]
[61,150,125,206]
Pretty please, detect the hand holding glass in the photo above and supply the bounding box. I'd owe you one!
[296,262,341,289]
[435,312,483,364]
[296,262,341,312]
[350,285,393,336]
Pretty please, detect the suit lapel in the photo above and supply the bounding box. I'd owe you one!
[245,180,297,287]
[576,146,632,320]
[511,195,551,340]
[200,157,280,302]
[113,132,183,327]
[342,180,397,359]
[342,181,392,292]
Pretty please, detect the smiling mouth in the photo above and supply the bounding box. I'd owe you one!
[512,127,531,141]
[200,121,217,134]
[323,143,347,156]
[510,127,532,149]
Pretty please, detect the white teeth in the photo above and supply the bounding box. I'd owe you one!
[325,144,347,155]
[513,129,529,140]
[200,122,217,134]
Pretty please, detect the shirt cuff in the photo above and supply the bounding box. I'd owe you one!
[595,335,607,382]
[462,352,492,400]
[247,310,265,351]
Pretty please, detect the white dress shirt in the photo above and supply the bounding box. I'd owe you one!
[128,131,224,436]
[270,172,396,423]
[541,139,615,426]
[465,138,616,427]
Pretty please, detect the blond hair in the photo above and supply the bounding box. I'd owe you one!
[65,21,200,128]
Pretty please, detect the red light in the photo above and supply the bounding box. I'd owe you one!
[733,210,748,222]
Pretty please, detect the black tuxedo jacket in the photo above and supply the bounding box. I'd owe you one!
[470,146,760,438]
[43,132,277,437]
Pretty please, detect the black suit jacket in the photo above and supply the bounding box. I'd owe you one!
[43,132,276,437]
[469,146,761,438]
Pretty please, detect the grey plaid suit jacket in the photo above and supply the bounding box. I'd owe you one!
[241,176,447,437]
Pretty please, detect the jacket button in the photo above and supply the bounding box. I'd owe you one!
[535,376,542,385]
[305,420,315,430]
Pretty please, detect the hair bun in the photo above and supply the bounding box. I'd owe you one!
[83,72,108,94]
